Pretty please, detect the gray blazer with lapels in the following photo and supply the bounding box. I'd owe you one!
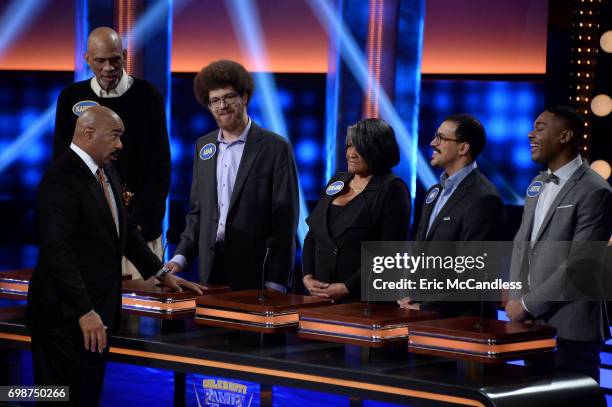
[509,161,612,341]
[175,122,299,290]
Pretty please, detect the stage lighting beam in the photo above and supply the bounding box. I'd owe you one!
[307,0,437,190]
[225,0,310,244]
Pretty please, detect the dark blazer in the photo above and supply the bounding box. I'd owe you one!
[27,149,162,330]
[415,168,507,317]
[509,161,612,341]
[52,79,170,241]
[175,122,299,290]
[303,172,411,299]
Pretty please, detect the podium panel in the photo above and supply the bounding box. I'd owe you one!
[196,290,332,333]
[0,269,32,300]
[299,303,438,347]
[408,317,557,362]
[122,278,229,319]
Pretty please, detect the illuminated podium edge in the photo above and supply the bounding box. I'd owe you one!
[121,278,229,319]
[407,316,557,363]
[0,269,32,300]
[298,303,439,347]
[195,290,333,333]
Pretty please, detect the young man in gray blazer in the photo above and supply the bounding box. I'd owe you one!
[167,60,299,292]
[506,105,612,382]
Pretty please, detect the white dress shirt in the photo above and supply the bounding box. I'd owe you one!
[90,69,133,98]
[70,143,119,235]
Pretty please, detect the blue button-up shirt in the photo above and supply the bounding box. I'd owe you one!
[216,118,251,241]
[426,161,478,237]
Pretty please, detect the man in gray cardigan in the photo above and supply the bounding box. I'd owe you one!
[506,105,612,382]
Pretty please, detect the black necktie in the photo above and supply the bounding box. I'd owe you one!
[540,171,559,184]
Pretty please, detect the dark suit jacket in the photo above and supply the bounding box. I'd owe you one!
[26,149,162,331]
[303,172,411,299]
[175,122,299,290]
[415,168,507,317]
[509,161,612,341]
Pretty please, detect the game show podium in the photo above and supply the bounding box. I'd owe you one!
[0,269,32,300]
[195,290,332,333]
[122,277,229,319]
[299,302,438,347]
[407,316,557,362]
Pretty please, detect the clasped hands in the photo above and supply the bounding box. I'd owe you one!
[303,274,348,301]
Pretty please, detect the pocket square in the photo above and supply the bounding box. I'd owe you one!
[556,204,574,209]
[443,216,451,221]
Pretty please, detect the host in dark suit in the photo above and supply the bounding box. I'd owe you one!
[506,106,612,382]
[167,60,299,292]
[398,114,507,317]
[302,118,411,302]
[27,106,202,406]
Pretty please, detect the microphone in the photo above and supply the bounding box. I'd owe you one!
[257,237,277,302]
[161,228,179,262]
[363,249,376,316]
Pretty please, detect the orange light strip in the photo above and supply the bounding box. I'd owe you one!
[0,282,29,294]
[196,307,298,325]
[117,0,135,75]
[364,0,384,118]
[122,297,196,312]
[299,320,408,340]
[0,332,484,406]
[409,335,556,356]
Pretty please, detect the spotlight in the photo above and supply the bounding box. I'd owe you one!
[600,30,612,53]
[591,160,611,180]
[591,94,612,117]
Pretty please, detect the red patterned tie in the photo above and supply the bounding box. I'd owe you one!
[96,168,118,232]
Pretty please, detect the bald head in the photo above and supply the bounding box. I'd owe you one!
[85,27,126,92]
[73,106,124,166]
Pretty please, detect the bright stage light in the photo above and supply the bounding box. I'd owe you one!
[307,0,437,189]
[591,160,611,180]
[0,0,48,59]
[225,0,310,244]
[600,30,612,53]
[591,94,612,117]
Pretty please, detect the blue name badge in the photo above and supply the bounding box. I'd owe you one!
[72,100,99,116]
[199,143,217,160]
[526,180,543,198]
[425,187,440,204]
[326,181,344,196]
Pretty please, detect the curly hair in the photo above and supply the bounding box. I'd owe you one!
[193,60,254,107]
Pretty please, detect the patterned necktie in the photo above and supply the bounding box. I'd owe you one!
[540,171,559,184]
[96,168,118,232]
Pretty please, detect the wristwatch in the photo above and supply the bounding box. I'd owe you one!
[154,266,171,282]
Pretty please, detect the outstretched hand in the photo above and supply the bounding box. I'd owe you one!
[160,273,206,295]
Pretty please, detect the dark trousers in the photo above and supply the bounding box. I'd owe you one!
[208,241,228,286]
[31,319,108,406]
[527,339,603,383]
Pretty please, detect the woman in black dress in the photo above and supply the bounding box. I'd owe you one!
[302,118,411,302]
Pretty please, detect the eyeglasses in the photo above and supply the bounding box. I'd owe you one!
[208,93,240,109]
[432,132,463,144]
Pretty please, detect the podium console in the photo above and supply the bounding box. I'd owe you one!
[299,302,438,347]
[122,278,229,319]
[407,317,557,362]
[0,269,32,300]
[196,290,332,333]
